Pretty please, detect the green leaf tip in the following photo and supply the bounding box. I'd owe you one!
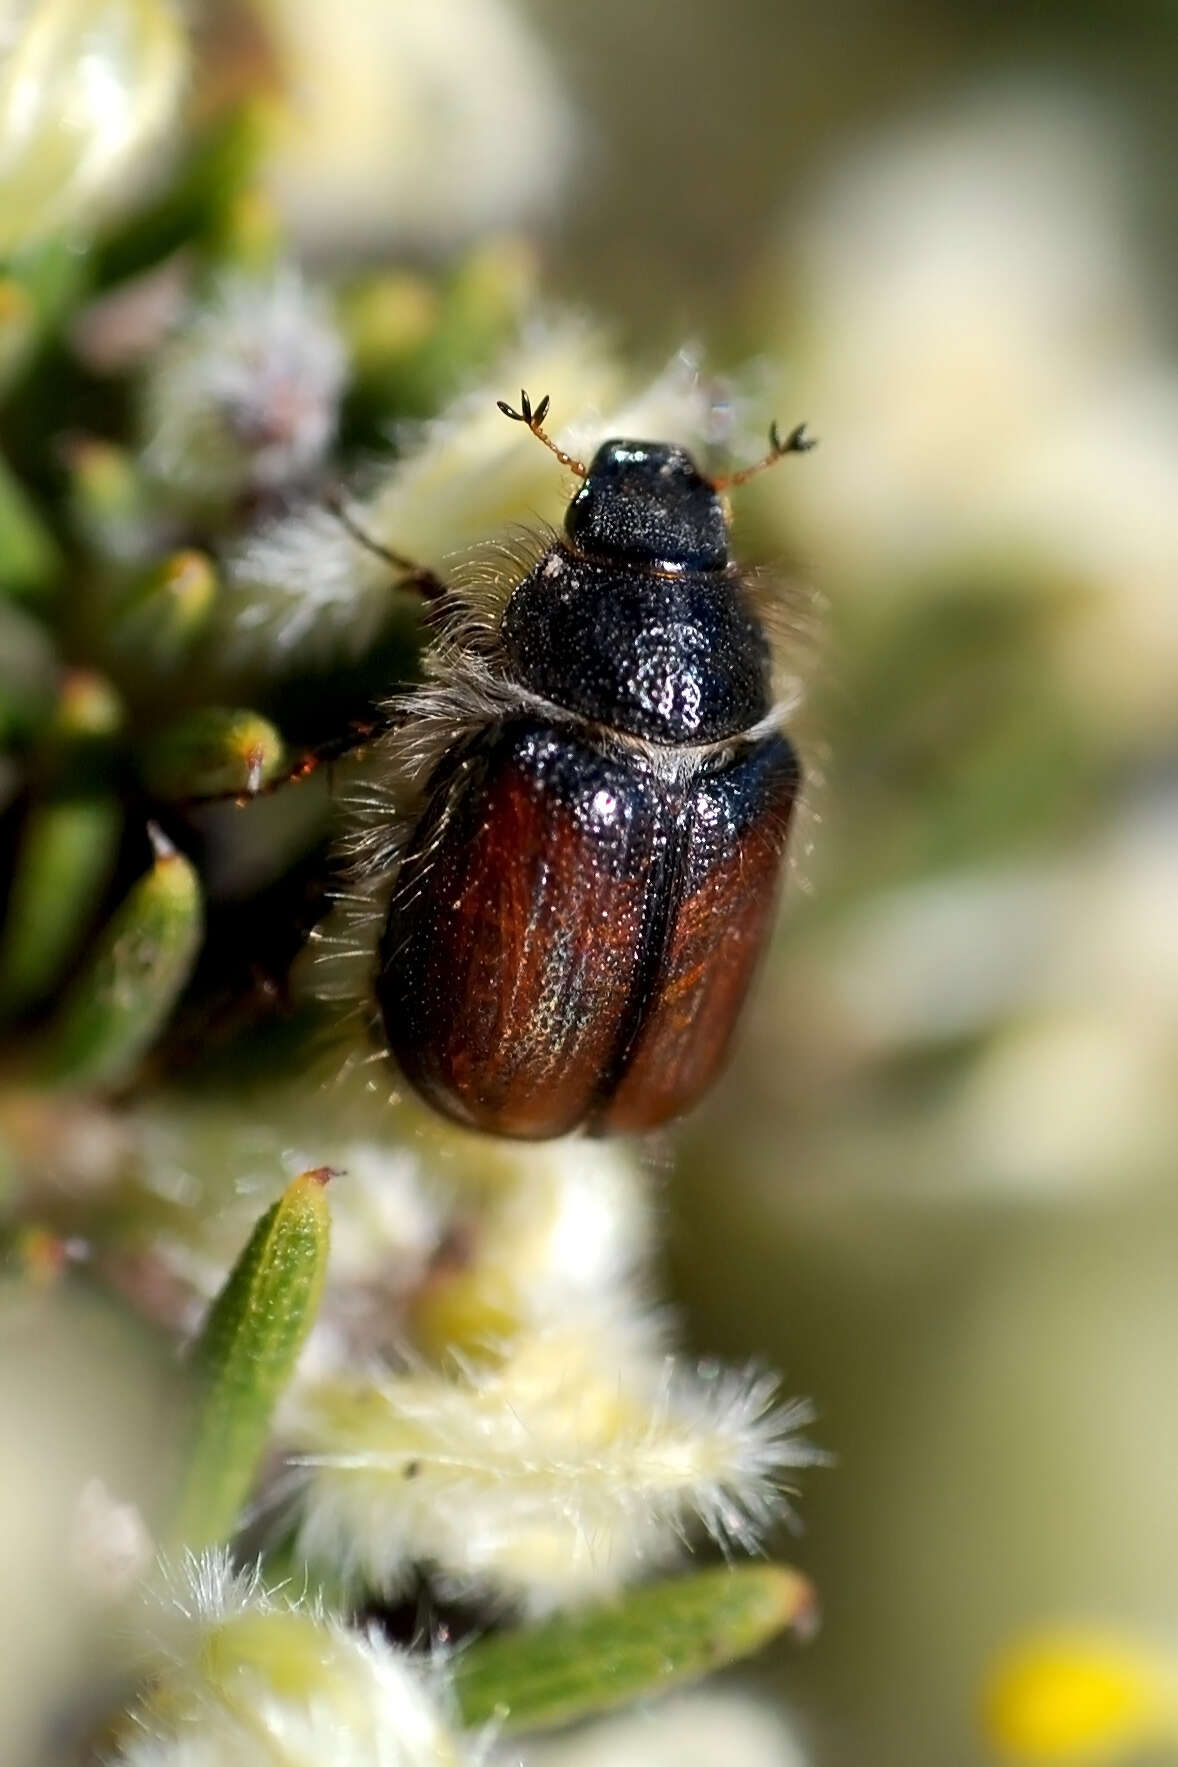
[172,1168,332,1552]
[139,705,286,801]
[109,550,218,668]
[453,1561,817,1736]
[0,795,122,1016]
[37,826,202,1087]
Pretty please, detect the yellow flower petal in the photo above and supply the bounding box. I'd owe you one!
[984,1628,1178,1762]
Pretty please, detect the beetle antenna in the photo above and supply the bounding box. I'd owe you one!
[712,420,817,492]
[325,491,445,603]
[496,389,587,477]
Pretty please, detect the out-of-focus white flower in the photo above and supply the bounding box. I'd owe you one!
[0,1280,179,1765]
[410,1136,655,1358]
[761,88,1178,743]
[220,316,622,665]
[0,0,188,253]
[110,1079,651,1380]
[983,375,1178,744]
[769,92,1156,587]
[255,0,573,254]
[497,1688,809,1767]
[117,1550,469,1767]
[291,1319,816,1613]
[140,267,347,503]
[71,1475,154,1599]
[796,798,1178,1196]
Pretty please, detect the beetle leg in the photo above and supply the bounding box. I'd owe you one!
[171,707,413,808]
[326,490,448,605]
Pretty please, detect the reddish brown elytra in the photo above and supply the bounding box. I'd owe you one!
[355,397,814,1139]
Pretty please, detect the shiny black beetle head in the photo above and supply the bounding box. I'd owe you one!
[564,439,729,571]
[495,394,814,746]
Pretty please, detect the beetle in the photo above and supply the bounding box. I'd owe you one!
[321,392,814,1140]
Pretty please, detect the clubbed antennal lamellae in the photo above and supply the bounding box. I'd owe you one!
[496,387,588,476]
[712,420,817,492]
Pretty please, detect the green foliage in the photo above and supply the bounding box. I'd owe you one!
[139,707,287,802]
[172,1169,332,1552]
[453,1563,816,1734]
[37,826,202,1087]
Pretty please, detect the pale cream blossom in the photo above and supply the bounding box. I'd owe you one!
[117,1551,471,1767]
[497,1688,809,1767]
[0,0,187,253]
[255,0,573,254]
[291,1318,817,1613]
[140,267,347,504]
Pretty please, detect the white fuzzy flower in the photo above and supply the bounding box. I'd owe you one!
[496,1688,809,1767]
[119,1092,449,1359]
[255,0,573,254]
[140,268,347,503]
[291,1320,817,1613]
[0,0,188,254]
[117,1081,652,1380]
[118,1550,470,1767]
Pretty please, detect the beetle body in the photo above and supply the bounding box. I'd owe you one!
[349,429,804,1140]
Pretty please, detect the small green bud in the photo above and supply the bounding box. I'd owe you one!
[0,451,61,602]
[0,795,123,1016]
[110,549,218,667]
[62,436,156,563]
[338,271,438,378]
[52,668,125,742]
[139,705,286,801]
[0,668,125,1014]
[38,823,202,1087]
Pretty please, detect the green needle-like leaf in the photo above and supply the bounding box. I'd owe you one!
[453,1562,817,1736]
[0,452,60,602]
[172,1168,332,1551]
[38,824,202,1086]
[0,795,123,1015]
[0,601,57,745]
[139,706,286,800]
[0,670,125,1014]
